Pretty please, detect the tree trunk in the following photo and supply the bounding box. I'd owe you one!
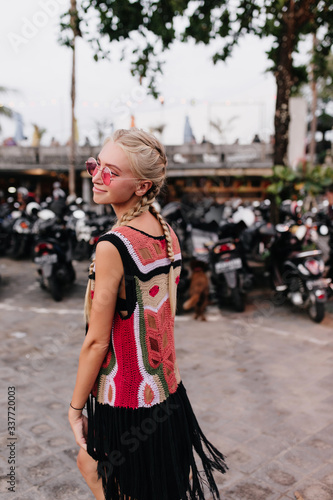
[69,0,77,196]
[274,4,296,166]
[309,33,317,166]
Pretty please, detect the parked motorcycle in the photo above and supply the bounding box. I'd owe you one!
[73,212,114,261]
[33,209,76,301]
[205,234,252,312]
[269,222,330,323]
[8,202,41,259]
[199,208,254,312]
[0,202,17,255]
[240,202,275,279]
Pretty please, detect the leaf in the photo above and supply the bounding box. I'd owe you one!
[273,165,286,178]
[267,180,284,194]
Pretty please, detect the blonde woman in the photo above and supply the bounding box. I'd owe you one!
[68,129,227,500]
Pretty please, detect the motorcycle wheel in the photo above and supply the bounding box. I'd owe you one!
[9,237,26,259]
[48,276,63,302]
[68,263,76,283]
[308,295,325,323]
[231,288,246,313]
[74,240,89,261]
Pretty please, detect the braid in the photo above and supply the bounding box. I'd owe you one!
[114,198,149,228]
[149,202,177,317]
[149,204,174,262]
[114,187,158,228]
[84,259,95,323]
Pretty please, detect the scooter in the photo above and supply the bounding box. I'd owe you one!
[269,222,330,323]
[206,234,252,312]
[73,212,114,261]
[33,209,76,301]
[8,202,41,259]
[204,207,255,312]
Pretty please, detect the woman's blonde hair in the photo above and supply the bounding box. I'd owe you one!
[84,128,177,322]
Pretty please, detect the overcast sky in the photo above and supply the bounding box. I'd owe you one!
[1,0,282,146]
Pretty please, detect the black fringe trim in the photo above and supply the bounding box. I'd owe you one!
[87,382,227,500]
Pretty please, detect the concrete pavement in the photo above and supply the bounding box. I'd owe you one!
[0,257,333,500]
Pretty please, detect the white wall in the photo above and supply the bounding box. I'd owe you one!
[287,97,307,168]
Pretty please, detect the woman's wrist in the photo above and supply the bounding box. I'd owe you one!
[70,402,85,411]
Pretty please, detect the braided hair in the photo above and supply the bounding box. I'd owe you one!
[84,129,176,322]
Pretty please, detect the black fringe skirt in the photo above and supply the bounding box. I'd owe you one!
[87,382,227,500]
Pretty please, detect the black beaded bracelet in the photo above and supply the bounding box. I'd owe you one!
[70,402,85,411]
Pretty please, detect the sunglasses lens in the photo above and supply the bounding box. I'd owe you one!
[102,169,111,185]
[86,159,96,176]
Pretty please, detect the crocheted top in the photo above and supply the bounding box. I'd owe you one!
[90,225,182,409]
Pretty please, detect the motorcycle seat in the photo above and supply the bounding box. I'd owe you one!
[290,249,322,259]
[259,224,275,236]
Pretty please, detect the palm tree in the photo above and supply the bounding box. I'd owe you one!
[0,86,15,137]
[209,116,238,144]
[32,124,47,147]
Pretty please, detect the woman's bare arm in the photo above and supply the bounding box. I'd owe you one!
[69,241,123,448]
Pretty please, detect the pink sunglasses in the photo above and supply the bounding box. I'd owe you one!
[85,157,113,185]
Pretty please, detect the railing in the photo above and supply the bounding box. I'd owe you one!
[0,143,273,173]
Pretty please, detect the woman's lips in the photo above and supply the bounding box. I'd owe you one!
[93,186,106,193]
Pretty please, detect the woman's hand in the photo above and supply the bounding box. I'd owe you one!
[68,407,88,451]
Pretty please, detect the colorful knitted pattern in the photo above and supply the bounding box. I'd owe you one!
[91,225,182,410]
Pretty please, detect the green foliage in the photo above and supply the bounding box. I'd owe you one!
[59,3,83,49]
[32,124,47,140]
[184,1,333,92]
[316,53,333,104]
[266,162,333,204]
[0,87,15,135]
[58,0,333,100]
[0,104,13,120]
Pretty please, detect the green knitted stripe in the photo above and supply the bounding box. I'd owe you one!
[135,277,169,397]
[99,336,116,376]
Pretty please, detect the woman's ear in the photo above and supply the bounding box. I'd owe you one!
[135,180,153,196]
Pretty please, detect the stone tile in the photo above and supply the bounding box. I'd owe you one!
[25,456,64,486]
[219,420,261,444]
[44,434,72,451]
[0,466,32,498]
[306,463,333,489]
[252,461,301,494]
[223,479,281,500]
[314,423,333,447]
[63,447,79,464]
[292,482,333,500]
[264,420,308,447]
[279,446,325,477]
[272,411,332,439]
[0,472,11,495]
[297,435,333,462]
[36,472,92,500]
[316,373,333,392]
[226,445,267,474]
[244,433,289,460]
[211,467,246,490]
[12,486,48,500]
[28,420,57,438]
[208,434,240,457]
[19,438,45,459]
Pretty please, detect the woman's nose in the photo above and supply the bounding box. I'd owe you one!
[92,166,102,182]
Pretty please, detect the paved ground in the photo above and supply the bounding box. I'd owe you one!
[0,256,333,500]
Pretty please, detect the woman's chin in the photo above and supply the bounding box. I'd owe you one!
[93,192,109,204]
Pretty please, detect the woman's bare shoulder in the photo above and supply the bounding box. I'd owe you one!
[95,240,123,279]
[125,212,164,237]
